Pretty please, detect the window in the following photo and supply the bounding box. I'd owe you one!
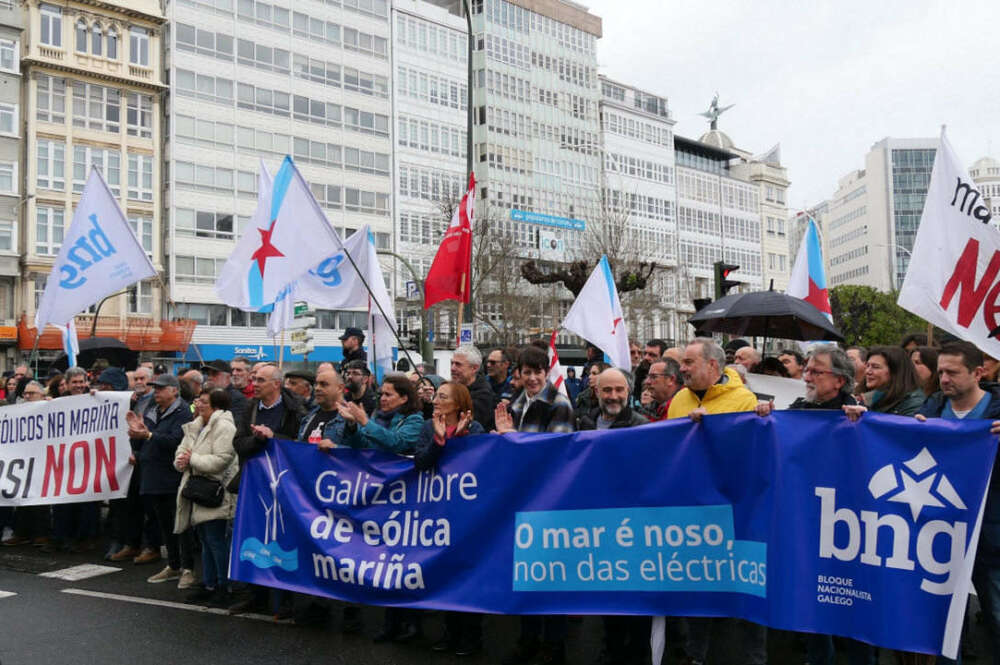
[0,162,15,194]
[71,81,120,133]
[0,103,15,135]
[73,146,120,196]
[174,209,234,240]
[107,28,117,59]
[76,19,87,52]
[36,74,66,123]
[128,153,153,201]
[41,5,62,47]
[129,27,149,66]
[127,280,152,314]
[128,215,153,254]
[91,23,103,56]
[0,220,13,251]
[174,256,220,284]
[0,40,17,71]
[36,205,65,255]
[126,92,152,137]
[37,140,65,190]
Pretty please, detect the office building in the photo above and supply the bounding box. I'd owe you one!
[824,137,936,291]
[162,0,395,363]
[0,0,21,366]
[969,156,1000,226]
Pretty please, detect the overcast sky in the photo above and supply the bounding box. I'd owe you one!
[584,0,1000,209]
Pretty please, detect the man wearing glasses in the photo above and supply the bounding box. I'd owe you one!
[341,359,377,416]
[643,358,683,422]
[21,381,45,402]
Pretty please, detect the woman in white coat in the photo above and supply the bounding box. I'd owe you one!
[174,388,238,604]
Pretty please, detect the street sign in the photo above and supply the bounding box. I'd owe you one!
[291,341,315,355]
[289,329,309,342]
[459,323,474,344]
[286,316,316,330]
[294,301,308,316]
[405,281,420,300]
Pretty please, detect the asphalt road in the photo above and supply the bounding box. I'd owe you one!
[0,543,989,665]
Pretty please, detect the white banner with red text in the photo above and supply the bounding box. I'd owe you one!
[0,392,133,506]
[898,129,1000,353]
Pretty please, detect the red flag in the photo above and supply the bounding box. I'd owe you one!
[424,173,475,309]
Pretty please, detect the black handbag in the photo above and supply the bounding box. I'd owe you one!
[181,474,225,508]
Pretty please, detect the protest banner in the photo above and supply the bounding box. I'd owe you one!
[0,392,133,506]
[231,411,995,658]
[898,129,1000,353]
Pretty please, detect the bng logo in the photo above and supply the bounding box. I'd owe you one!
[815,447,970,595]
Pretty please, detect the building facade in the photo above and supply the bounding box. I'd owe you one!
[969,156,1000,227]
[21,0,165,360]
[732,146,790,291]
[162,0,395,363]
[824,137,936,291]
[598,75,678,341]
[0,0,22,365]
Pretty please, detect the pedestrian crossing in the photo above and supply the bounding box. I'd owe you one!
[39,564,121,581]
[0,590,16,599]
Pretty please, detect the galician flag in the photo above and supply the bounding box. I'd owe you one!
[424,173,474,309]
[787,216,832,320]
[35,168,156,329]
[216,157,341,313]
[61,318,80,368]
[561,255,630,370]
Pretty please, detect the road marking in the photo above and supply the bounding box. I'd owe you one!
[60,588,277,622]
[0,590,16,599]
[39,564,121,581]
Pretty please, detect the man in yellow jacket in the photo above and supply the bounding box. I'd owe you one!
[666,337,764,665]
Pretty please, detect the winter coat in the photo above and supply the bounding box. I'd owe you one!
[667,367,758,419]
[135,397,193,495]
[467,373,497,432]
[576,405,648,431]
[173,409,238,532]
[225,384,250,427]
[230,388,305,492]
[413,419,486,470]
[919,384,1000,565]
[868,387,926,416]
[788,392,857,410]
[345,385,377,416]
[507,381,575,434]
[343,409,424,454]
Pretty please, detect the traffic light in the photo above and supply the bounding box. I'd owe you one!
[713,262,740,300]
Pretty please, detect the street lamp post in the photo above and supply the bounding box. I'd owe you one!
[377,249,434,365]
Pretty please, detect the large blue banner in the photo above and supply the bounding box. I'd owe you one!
[230,411,996,657]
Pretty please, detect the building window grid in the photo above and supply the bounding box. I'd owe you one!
[36,205,65,255]
[73,145,121,196]
[37,139,65,190]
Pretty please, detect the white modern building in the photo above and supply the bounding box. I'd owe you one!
[391,0,468,345]
[969,156,1000,227]
[598,76,678,341]
[162,0,395,364]
[824,137,936,291]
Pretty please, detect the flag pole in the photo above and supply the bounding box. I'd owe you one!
[456,275,465,348]
[278,330,285,368]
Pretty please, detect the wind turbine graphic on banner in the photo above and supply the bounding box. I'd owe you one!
[258,449,288,545]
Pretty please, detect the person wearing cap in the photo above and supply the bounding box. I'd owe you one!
[96,367,129,391]
[338,327,367,371]
[201,359,249,426]
[284,369,315,411]
[126,373,196,587]
[342,359,377,416]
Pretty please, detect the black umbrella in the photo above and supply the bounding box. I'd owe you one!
[688,289,844,345]
[51,337,140,371]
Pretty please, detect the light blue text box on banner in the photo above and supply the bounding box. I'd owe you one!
[513,505,766,596]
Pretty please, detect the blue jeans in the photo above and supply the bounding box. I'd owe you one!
[195,519,229,590]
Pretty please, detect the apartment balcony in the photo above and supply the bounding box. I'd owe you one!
[17,314,197,352]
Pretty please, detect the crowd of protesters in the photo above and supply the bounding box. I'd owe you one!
[2,325,1000,665]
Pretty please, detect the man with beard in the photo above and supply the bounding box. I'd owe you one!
[342,360,377,416]
[339,327,367,370]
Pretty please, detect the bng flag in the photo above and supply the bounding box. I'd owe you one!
[561,255,630,370]
[35,168,155,329]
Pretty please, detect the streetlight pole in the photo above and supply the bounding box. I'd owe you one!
[377,249,434,364]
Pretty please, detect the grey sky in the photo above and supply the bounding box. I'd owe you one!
[585,0,1000,210]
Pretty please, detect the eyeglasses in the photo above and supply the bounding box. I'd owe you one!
[485,359,502,365]
[803,368,835,377]
[646,372,670,380]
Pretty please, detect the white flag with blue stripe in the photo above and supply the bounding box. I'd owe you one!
[560,255,630,370]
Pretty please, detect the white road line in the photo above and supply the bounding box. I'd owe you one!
[39,564,121,581]
[0,591,16,599]
[60,588,278,622]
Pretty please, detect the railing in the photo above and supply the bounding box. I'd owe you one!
[17,314,197,351]
[38,45,64,60]
[128,64,153,80]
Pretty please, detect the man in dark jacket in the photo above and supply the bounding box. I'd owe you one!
[918,341,1000,660]
[201,359,249,426]
[576,367,648,665]
[643,358,683,422]
[339,327,367,371]
[486,348,513,402]
[342,360,377,416]
[126,374,194,585]
[451,344,495,431]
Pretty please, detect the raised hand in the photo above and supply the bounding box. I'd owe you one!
[432,411,448,440]
[494,403,515,433]
[455,410,474,436]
